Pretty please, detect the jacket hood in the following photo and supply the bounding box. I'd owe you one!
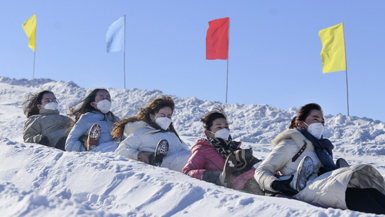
[39,109,59,115]
[271,128,311,149]
[124,121,158,136]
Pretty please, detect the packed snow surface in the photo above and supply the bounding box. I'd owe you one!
[0,76,384,216]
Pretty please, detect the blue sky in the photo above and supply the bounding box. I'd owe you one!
[1,1,385,122]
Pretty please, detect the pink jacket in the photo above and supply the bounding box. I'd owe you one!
[182,138,255,190]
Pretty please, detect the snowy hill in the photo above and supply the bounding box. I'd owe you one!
[0,76,384,216]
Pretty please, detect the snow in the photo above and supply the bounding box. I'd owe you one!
[0,76,384,216]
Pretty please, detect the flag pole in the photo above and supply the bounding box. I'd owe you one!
[123,15,126,89]
[226,59,229,103]
[225,19,230,104]
[343,23,349,116]
[33,51,36,79]
[33,13,36,79]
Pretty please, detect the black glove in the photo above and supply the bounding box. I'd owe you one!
[201,171,223,186]
[39,135,49,146]
[271,176,298,196]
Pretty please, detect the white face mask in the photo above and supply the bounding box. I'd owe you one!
[44,102,59,111]
[96,99,111,114]
[155,117,172,130]
[212,128,230,141]
[304,122,324,139]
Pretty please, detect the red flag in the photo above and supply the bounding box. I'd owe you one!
[206,17,229,60]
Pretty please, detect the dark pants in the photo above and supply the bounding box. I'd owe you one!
[346,188,385,214]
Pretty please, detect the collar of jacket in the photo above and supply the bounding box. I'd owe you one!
[39,109,59,115]
[271,128,312,149]
[123,121,159,135]
[196,138,242,148]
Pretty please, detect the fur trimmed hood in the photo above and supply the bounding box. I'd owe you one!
[271,128,313,151]
[123,121,158,136]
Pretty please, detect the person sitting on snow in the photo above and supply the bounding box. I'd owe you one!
[255,103,385,215]
[113,96,190,172]
[65,88,119,152]
[183,105,264,195]
[23,90,73,150]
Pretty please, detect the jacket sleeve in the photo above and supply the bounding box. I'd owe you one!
[115,134,142,160]
[23,117,43,144]
[254,140,294,192]
[65,115,89,152]
[182,144,208,179]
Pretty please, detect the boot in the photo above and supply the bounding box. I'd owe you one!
[336,158,349,168]
[295,156,314,191]
[149,139,169,166]
[85,123,101,151]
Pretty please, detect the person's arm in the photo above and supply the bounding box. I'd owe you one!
[115,134,142,160]
[65,115,89,152]
[182,144,208,180]
[254,140,294,192]
[23,117,44,144]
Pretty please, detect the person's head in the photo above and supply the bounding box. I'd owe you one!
[23,90,56,117]
[289,103,324,131]
[112,96,178,140]
[70,88,112,123]
[138,96,175,128]
[201,106,230,140]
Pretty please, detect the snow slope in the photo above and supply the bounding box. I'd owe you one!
[0,76,384,216]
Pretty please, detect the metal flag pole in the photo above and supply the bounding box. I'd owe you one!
[123,15,126,89]
[33,13,36,79]
[343,23,349,116]
[33,51,36,79]
[225,19,230,104]
[226,59,229,104]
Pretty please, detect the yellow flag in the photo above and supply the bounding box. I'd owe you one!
[22,14,36,52]
[319,23,346,73]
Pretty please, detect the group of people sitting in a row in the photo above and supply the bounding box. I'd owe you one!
[23,89,385,214]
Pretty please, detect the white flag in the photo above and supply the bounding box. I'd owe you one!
[106,16,125,52]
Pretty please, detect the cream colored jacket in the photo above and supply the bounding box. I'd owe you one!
[255,128,385,209]
[115,121,190,172]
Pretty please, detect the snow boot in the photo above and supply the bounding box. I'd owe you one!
[336,158,349,168]
[85,123,101,151]
[295,156,314,191]
[149,139,169,166]
[219,153,238,187]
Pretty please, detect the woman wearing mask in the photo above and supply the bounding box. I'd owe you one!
[23,90,73,150]
[65,88,119,152]
[183,106,263,195]
[113,96,190,172]
[255,103,385,214]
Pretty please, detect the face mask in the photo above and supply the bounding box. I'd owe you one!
[96,99,111,114]
[304,122,324,139]
[212,128,230,141]
[155,117,172,130]
[44,102,59,111]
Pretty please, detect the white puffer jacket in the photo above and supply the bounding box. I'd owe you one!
[65,111,119,152]
[255,128,385,209]
[115,121,190,172]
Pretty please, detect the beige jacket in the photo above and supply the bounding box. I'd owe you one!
[24,109,73,148]
[115,121,190,172]
[255,128,385,209]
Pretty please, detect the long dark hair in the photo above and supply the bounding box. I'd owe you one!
[111,96,180,141]
[70,88,116,124]
[23,90,53,118]
[289,103,323,129]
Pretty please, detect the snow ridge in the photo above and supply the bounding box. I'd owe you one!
[0,76,383,216]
